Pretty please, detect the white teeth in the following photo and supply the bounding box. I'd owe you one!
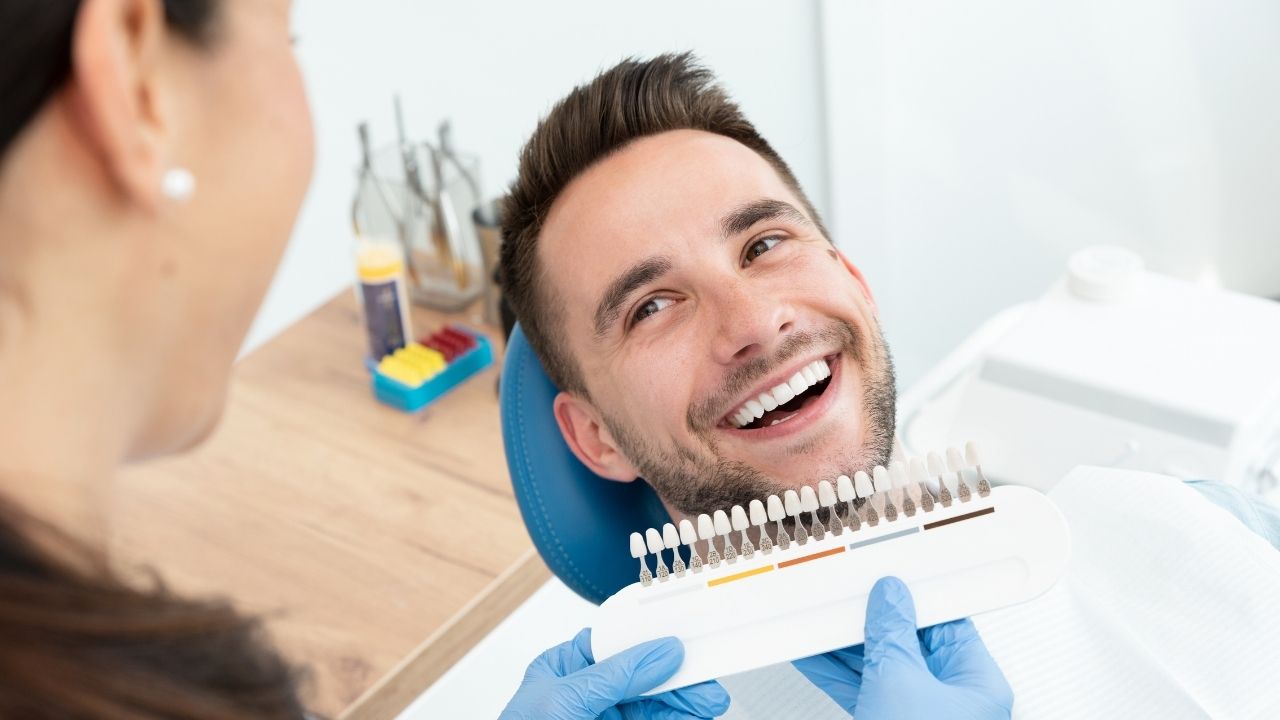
[772,382,795,405]
[728,356,834,429]
[788,373,807,394]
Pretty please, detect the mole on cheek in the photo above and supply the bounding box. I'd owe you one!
[827,249,838,261]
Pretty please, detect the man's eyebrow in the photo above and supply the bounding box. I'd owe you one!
[593,256,673,338]
[720,198,811,239]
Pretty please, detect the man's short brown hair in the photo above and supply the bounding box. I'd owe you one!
[500,52,825,396]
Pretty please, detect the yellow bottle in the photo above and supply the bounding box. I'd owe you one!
[355,238,412,360]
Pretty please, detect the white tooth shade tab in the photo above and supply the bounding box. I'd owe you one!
[679,519,698,545]
[872,466,891,494]
[909,458,930,485]
[889,461,909,489]
[630,532,647,559]
[799,486,819,513]
[767,495,786,521]
[783,489,802,517]
[947,446,965,472]
[731,505,749,532]
[854,471,874,498]
[662,523,680,549]
[836,475,855,502]
[818,480,837,508]
[713,510,732,536]
[772,382,796,405]
[749,499,768,526]
[927,451,945,478]
[966,441,983,467]
[645,528,664,554]
[697,514,716,540]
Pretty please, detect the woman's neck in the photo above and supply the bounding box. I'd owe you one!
[0,316,127,552]
[0,196,136,556]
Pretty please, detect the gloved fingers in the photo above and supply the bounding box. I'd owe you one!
[920,620,1013,702]
[792,652,863,711]
[523,628,594,680]
[568,635,686,715]
[862,576,929,671]
[641,679,731,717]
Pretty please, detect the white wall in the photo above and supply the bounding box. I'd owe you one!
[822,0,1280,387]
[245,0,828,352]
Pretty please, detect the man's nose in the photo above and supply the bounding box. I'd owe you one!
[708,280,795,365]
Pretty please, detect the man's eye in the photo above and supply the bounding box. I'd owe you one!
[633,297,675,323]
[744,236,783,264]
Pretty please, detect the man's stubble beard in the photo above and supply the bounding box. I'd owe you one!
[601,319,897,518]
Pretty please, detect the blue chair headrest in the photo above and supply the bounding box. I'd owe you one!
[500,324,671,605]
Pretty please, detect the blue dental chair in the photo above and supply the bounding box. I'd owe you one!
[499,324,672,604]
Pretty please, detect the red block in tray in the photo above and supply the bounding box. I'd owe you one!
[420,326,477,362]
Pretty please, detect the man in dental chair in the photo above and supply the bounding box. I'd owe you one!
[496,54,1280,720]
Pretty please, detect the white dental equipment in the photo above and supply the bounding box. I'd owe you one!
[900,246,1280,499]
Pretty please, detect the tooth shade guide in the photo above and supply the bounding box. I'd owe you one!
[598,478,1069,695]
[624,445,1010,595]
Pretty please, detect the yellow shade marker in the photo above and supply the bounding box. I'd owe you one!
[706,564,774,588]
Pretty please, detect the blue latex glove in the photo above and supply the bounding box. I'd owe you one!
[500,628,731,720]
[793,576,1013,719]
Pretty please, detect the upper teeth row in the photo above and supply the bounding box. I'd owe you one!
[730,359,832,428]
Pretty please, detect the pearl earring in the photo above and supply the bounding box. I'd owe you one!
[161,167,196,202]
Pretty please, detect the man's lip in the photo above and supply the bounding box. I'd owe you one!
[717,351,840,428]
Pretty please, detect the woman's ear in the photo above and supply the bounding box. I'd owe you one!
[836,249,878,313]
[69,0,172,210]
[553,392,641,483]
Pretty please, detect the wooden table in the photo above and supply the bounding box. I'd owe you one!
[111,289,550,718]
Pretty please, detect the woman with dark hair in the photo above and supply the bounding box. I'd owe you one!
[0,1,721,717]
[0,0,313,716]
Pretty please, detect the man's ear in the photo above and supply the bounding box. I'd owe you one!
[553,392,641,483]
[836,249,878,313]
[69,0,172,210]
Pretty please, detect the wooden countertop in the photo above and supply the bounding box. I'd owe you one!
[111,289,549,718]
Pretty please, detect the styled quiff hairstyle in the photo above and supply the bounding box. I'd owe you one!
[500,52,826,396]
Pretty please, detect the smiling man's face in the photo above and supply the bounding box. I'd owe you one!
[542,129,897,520]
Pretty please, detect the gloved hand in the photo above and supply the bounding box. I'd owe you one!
[500,628,731,720]
[793,576,1013,719]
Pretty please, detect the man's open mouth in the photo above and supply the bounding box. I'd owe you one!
[724,355,836,430]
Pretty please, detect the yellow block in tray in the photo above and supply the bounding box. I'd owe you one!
[377,343,446,387]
